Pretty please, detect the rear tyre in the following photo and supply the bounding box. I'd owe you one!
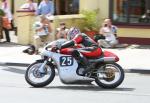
[25,61,55,87]
[95,63,124,89]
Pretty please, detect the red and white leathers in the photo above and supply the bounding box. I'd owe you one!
[59,33,102,75]
[60,33,102,58]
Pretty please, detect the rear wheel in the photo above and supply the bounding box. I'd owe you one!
[25,61,55,87]
[95,63,124,89]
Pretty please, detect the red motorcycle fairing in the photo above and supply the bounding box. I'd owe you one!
[60,48,73,55]
[103,50,119,62]
[79,48,102,58]
[60,47,102,59]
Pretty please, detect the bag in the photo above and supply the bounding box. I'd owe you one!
[94,34,105,42]
[36,29,48,36]
[33,22,48,36]
[2,17,12,29]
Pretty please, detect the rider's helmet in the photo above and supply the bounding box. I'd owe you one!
[67,27,81,40]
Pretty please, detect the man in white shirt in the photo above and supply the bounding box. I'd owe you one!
[55,22,69,39]
[98,19,118,48]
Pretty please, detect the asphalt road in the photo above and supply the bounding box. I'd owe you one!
[0,66,150,103]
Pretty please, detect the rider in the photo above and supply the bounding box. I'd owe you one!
[57,27,102,75]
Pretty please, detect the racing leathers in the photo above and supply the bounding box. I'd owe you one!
[60,33,102,75]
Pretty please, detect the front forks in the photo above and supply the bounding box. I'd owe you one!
[38,60,48,74]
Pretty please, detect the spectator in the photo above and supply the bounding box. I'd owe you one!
[1,0,13,42]
[98,19,128,48]
[33,15,53,54]
[36,0,54,15]
[98,19,118,48]
[20,0,37,11]
[55,22,69,39]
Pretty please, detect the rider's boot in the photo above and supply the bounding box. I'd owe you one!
[78,55,93,76]
[72,50,92,76]
[83,65,93,77]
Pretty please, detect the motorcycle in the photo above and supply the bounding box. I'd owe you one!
[25,39,125,89]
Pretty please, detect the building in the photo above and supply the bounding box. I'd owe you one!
[109,0,150,45]
[1,0,150,45]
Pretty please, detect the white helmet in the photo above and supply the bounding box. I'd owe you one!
[67,27,81,40]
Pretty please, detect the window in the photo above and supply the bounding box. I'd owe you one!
[37,0,79,15]
[110,0,150,25]
[54,0,79,15]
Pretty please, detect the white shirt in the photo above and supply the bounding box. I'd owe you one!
[56,28,69,33]
[1,2,13,22]
[20,3,37,11]
[101,25,117,42]
[56,28,69,38]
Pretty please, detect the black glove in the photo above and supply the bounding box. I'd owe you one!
[51,46,60,52]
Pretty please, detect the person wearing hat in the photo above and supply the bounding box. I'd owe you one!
[55,22,69,39]
[33,15,53,54]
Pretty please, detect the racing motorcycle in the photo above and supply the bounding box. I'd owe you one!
[25,39,124,89]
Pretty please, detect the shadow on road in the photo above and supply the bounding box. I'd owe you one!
[44,86,135,92]
[2,67,135,92]
[127,69,150,75]
[3,66,150,76]
[2,67,25,74]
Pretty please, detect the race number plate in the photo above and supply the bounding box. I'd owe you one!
[60,56,73,66]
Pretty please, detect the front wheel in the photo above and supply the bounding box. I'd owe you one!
[25,61,55,87]
[95,63,124,89]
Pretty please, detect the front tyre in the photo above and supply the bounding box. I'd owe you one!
[95,63,124,89]
[25,61,55,87]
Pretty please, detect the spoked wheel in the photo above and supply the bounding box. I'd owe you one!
[25,61,55,87]
[95,63,124,89]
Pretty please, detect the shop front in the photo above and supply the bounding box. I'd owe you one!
[2,0,150,45]
[13,0,102,45]
[109,0,150,44]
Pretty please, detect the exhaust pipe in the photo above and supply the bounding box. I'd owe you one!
[89,57,116,63]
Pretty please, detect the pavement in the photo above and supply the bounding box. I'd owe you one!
[0,41,150,74]
[0,42,40,66]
